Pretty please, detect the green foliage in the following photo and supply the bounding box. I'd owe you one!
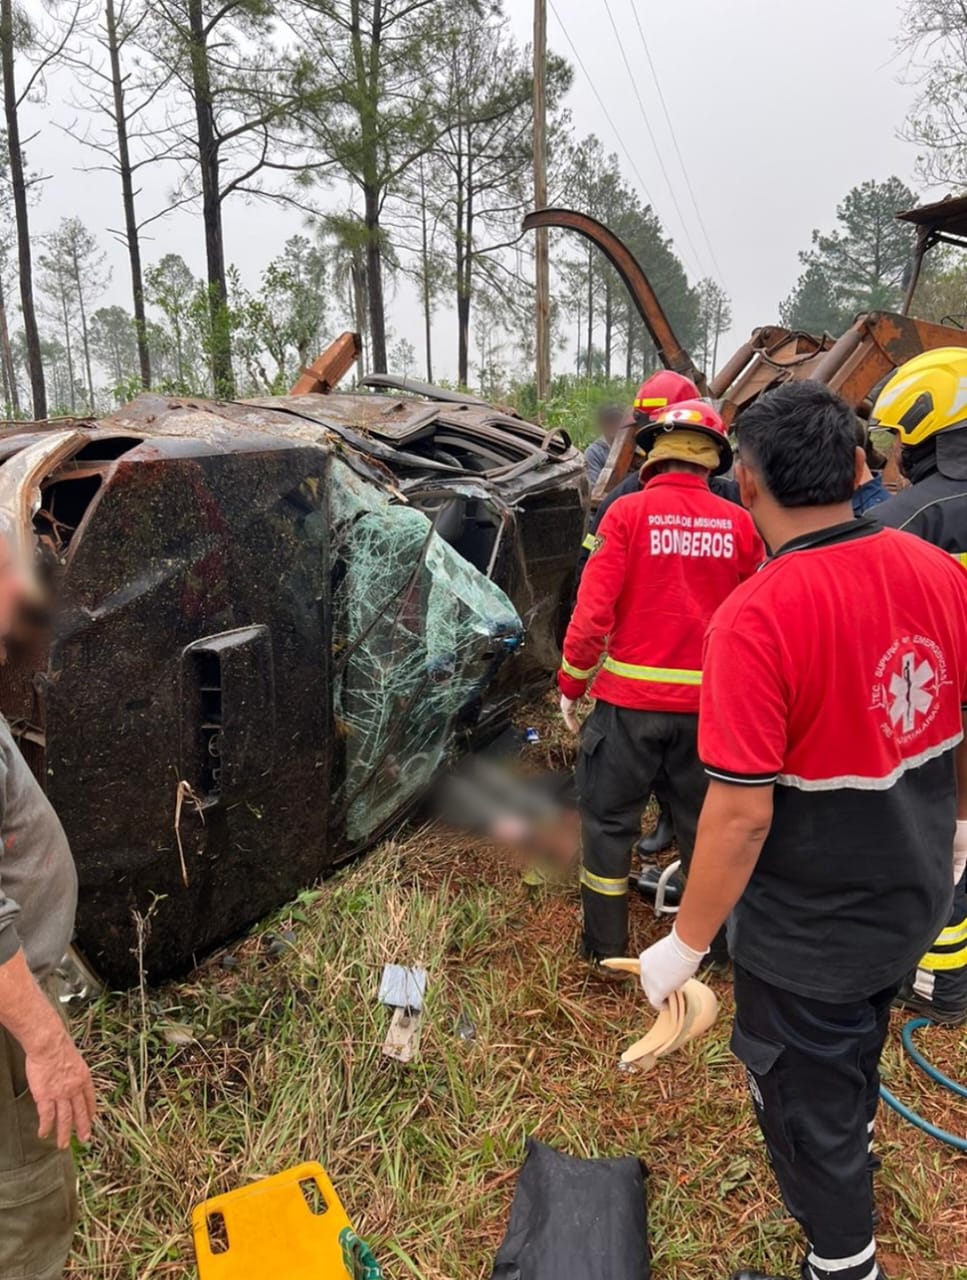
[781,177,920,333]
[780,262,845,335]
[89,306,140,396]
[511,373,639,447]
[144,253,207,394]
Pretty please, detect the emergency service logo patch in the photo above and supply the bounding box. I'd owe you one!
[871,635,948,746]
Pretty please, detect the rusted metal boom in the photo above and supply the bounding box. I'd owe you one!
[291,331,361,395]
[522,208,708,394]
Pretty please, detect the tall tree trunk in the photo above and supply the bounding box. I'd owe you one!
[60,290,76,413]
[0,272,20,416]
[419,160,432,383]
[1,0,45,418]
[457,179,475,388]
[349,0,386,374]
[187,0,233,397]
[363,186,386,373]
[604,277,613,379]
[625,300,633,382]
[457,284,470,388]
[106,0,150,388]
[351,256,368,375]
[72,248,96,413]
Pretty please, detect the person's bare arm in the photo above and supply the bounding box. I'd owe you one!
[675,781,775,952]
[0,948,94,1149]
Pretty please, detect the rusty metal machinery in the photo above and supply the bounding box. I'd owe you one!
[525,204,967,499]
[522,208,708,393]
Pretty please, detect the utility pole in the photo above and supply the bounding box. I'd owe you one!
[533,0,550,408]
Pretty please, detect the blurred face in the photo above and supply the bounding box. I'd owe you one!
[0,534,27,637]
[599,409,624,442]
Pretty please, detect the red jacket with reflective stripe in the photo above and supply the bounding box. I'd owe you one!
[558,472,765,713]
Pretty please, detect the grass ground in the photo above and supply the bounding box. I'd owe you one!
[67,700,967,1280]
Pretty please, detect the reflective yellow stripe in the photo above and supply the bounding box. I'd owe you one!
[581,533,597,551]
[580,867,628,897]
[953,552,967,568]
[603,657,702,686]
[920,943,967,972]
[561,657,595,680]
[634,397,668,409]
[938,918,967,945]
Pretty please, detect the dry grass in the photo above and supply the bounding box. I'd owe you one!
[65,701,967,1280]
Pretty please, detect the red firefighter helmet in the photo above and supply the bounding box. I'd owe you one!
[637,398,733,476]
[632,371,701,424]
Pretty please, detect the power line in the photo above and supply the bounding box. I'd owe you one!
[599,0,709,281]
[626,0,728,289]
[546,1,664,246]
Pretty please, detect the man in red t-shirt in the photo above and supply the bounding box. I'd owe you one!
[557,400,764,965]
[638,381,967,1280]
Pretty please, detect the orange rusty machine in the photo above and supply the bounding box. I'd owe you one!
[524,196,967,500]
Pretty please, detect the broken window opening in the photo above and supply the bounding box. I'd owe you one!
[328,457,522,844]
[34,439,141,561]
[409,491,504,578]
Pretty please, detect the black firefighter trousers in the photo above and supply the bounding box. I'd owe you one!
[733,965,895,1280]
[576,700,707,959]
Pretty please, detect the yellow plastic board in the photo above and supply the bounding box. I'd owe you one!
[192,1162,354,1279]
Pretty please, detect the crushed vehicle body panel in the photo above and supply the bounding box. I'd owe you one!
[0,390,586,985]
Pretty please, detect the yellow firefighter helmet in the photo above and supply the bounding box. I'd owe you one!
[872,346,967,446]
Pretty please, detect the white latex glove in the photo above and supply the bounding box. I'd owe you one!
[954,819,967,886]
[560,694,580,733]
[638,926,708,1011]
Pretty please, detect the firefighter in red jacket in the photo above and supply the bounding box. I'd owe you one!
[558,400,765,963]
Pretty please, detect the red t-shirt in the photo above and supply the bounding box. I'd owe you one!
[700,519,967,1000]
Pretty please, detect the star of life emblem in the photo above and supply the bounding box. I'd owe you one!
[872,635,948,745]
[888,650,935,733]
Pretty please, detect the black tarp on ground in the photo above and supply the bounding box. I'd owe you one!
[491,1138,650,1280]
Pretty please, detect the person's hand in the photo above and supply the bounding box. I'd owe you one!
[24,1028,96,1149]
[638,926,707,1011]
[954,819,967,886]
[560,694,580,733]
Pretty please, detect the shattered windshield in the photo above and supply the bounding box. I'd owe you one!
[328,459,522,842]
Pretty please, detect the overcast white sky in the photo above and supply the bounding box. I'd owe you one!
[23,0,929,382]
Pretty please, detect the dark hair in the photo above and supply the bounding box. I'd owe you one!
[598,402,624,425]
[735,381,857,507]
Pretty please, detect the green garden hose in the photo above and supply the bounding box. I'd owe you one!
[879,1017,967,1152]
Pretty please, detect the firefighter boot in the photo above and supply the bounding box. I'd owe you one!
[635,799,674,857]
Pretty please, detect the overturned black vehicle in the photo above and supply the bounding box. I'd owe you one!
[0,358,586,984]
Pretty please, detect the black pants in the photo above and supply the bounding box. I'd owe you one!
[732,965,894,1280]
[909,866,967,1016]
[576,701,707,958]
